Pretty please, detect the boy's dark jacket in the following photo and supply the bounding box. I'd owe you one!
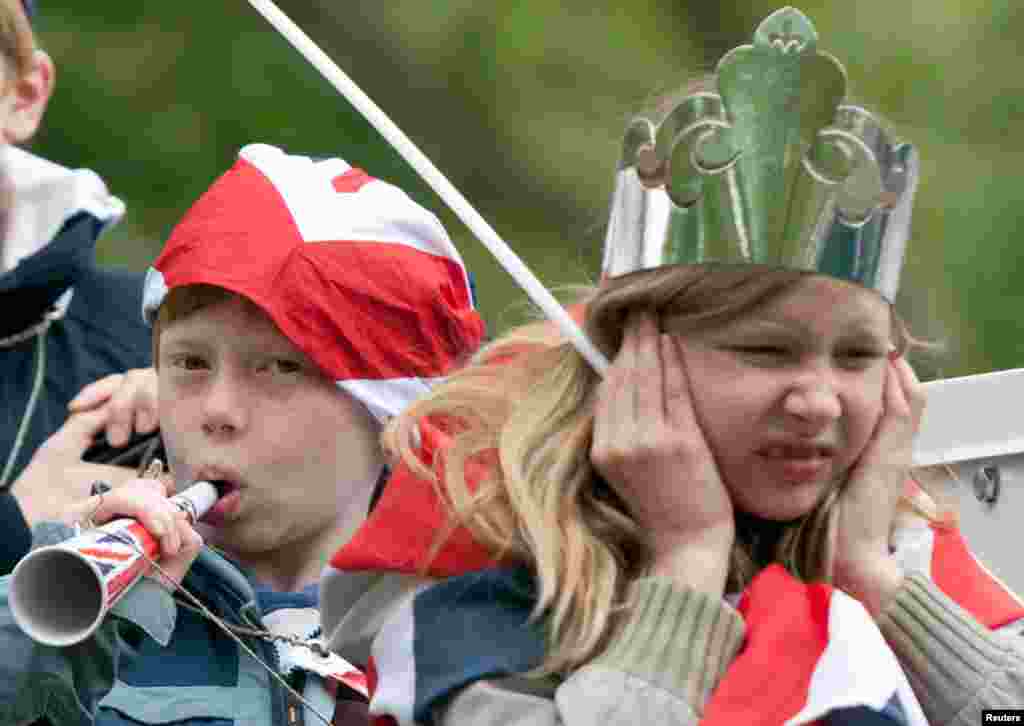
[0,534,367,725]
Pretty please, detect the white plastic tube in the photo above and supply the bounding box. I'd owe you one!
[245,0,609,374]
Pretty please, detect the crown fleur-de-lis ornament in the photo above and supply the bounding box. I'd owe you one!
[602,7,918,301]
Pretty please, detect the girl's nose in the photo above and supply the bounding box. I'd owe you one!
[781,380,842,431]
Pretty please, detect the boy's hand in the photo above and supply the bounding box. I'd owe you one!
[64,477,203,587]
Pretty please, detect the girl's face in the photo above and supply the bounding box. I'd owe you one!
[675,276,893,521]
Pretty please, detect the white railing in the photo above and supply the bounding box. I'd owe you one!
[915,368,1024,594]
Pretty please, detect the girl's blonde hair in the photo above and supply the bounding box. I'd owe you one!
[0,1,34,88]
[386,263,939,674]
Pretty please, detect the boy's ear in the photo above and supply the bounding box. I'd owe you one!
[3,49,54,144]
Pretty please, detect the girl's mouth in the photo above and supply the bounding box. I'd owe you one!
[758,444,835,460]
[757,445,835,483]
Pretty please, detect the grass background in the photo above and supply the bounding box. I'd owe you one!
[29,1,1024,378]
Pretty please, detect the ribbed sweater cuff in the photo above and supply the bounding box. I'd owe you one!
[592,577,745,713]
[879,572,1019,716]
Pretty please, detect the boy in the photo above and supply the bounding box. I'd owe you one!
[0,143,485,725]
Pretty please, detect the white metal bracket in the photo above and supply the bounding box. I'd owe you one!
[913,368,1024,595]
[915,367,1024,467]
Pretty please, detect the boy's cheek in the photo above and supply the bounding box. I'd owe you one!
[161,432,191,490]
[156,381,176,425]
[156,403,191,466]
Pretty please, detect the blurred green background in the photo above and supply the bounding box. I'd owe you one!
[28,1,1024,378]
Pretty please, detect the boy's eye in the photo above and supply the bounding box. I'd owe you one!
[255,358,303,375]
[274,359,302,375]
[170,354,208,371]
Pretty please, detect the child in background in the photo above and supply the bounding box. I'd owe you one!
[0,0,155,574]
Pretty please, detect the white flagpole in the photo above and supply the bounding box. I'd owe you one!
[245,0,609,374]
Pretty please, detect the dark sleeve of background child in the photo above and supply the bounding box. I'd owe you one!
[0,492,30,573]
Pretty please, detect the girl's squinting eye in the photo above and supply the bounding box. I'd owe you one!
[844,349,885,358]
[838,349,886,367]
[731,345,789,356]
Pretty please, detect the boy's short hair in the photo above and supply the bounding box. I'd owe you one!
[150,284,233,364]
[143,144,486,423]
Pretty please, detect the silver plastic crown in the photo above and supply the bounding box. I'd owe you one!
[601,7,919,302]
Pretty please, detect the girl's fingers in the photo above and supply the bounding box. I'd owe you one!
[884,359,908,418]
[874,357,925,454]
[632,314,661,422]
[849,364,902,476]
[597,314,641,451]
[870,359,911,451]
[824,499,840,581]
[591,357,617,457]
[662,334,695,429]
[892,356,926,429]
[840,359,919,556]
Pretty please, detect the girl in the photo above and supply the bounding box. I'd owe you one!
[320,8,1024,726]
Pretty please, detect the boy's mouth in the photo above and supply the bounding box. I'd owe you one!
[207,479,235,498]
[195,470,245,526]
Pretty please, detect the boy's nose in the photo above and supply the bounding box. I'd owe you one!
[199,375,248,437]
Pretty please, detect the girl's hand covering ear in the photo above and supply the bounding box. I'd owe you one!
[829,356,926,616]
[591,314,733,595]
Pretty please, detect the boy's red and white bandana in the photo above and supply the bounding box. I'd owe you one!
[143,144,485,423]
